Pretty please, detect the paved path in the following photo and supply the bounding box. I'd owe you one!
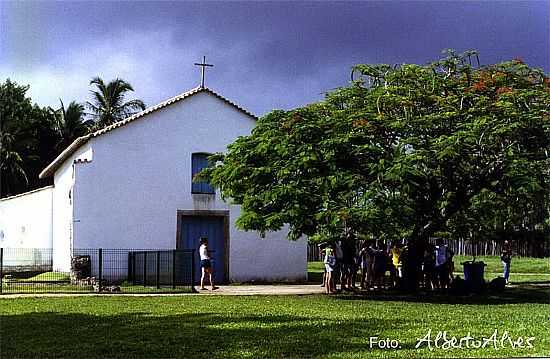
[199,284,324,295]
[0,284,324,299]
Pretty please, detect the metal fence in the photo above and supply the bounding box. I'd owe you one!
[0,248,196,294]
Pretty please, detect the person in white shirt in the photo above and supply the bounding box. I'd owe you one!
[199,237,217,290]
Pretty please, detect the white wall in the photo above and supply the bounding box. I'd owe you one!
[69,91,306,282]
[0,186,53,248]
[52,143,92,271]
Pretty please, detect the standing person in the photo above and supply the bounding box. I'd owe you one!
[334,240,344,291]
[501,240,512,284]
[323,246,337,294]
[199,237,218,291]
[358,241,371,290]
[372,243,387,290]
[341,238,356,291]
[434,238,452,289]
[389,241,402,288]
[423,243,436,290]
[318,243,329,287]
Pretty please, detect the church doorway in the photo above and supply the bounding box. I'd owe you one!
[176,210,229,284]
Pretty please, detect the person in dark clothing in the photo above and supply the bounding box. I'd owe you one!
[372,243,387,290]
[340,239,356,291]
[422,243,436,290]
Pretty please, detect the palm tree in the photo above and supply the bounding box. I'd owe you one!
[50,100,94,150]
[86,77,146,128]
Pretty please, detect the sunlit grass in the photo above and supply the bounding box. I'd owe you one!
[1,294,548,358]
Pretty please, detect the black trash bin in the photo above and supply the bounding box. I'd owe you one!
[462,260,487,293]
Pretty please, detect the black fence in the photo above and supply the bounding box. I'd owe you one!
[0,248,196,294]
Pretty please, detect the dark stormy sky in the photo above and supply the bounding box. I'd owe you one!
[1,1,548,116]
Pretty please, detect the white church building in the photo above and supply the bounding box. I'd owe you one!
[0,84,307,283]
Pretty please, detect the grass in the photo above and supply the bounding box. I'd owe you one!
[23,272,70,282]
[0,255,547,358]
[1,273,193,294]
[1,293,549,358]
[1,282,193,294]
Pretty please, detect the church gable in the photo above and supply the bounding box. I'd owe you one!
[39,87,257,179]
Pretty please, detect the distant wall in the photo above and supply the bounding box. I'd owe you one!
[0,186,53,249]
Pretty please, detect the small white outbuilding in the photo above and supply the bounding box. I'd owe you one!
[0,86,307,283]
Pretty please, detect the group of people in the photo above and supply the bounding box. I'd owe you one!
[320,238,456,294]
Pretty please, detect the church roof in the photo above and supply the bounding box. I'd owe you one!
[39,86,257,179]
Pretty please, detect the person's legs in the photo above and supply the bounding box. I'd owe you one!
[206,268,217,290]
[340,265,346,290]
[436,266,442,289]
[502,260,510,283]
[200,267,207,290]
[440,266,449,289]
[325,271,331,294]
[367,263,374,288]
[389,266,396,288]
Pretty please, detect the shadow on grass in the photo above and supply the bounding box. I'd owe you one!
[0,311,394,359]
[332,285,550,305]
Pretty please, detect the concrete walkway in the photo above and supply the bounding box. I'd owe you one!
[0,284,324,298]
[199,284,324,295]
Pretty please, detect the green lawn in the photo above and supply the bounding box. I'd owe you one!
[1,293,549,358]
[24,272,70,282]
[1,256,548,358]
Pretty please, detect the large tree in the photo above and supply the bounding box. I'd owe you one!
[86,77,146,128]
[0,79,59,197]
[202,51,549,250]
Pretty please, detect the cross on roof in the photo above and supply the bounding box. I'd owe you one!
[194,56,214,88]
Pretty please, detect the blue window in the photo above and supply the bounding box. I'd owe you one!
[191,153,215,194]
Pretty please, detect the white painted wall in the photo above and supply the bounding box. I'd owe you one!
[0,186,53,268]
[66,91,306,282]
[52,143,92,271]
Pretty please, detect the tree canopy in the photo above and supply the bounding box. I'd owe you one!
[203,51,550,245]
[0,80,59,197]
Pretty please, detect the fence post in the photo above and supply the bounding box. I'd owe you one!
[191,249,197,293]
[0,248,3,294]
[127,252,132,283]
[98,248,103,292]
[143,251,148,287]
[132,253,136,285]
[156,251,160,289]
[172,250,176,289]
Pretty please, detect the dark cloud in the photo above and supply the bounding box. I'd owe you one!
[1,1,548,116]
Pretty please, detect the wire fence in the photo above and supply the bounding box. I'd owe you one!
[0,248,197,294]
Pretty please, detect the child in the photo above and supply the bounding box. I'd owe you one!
[323,246,337,294]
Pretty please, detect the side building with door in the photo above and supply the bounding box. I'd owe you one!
[37,86,307,283]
